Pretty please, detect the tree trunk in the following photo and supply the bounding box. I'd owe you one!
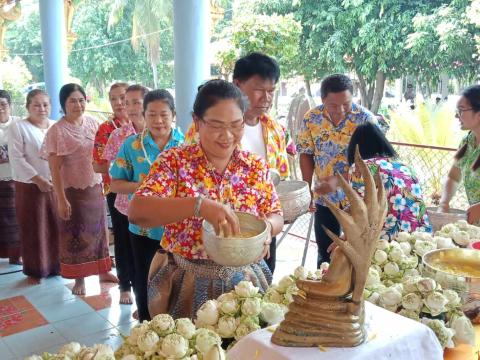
[304,78,313,98]
[151,61,158,88]
[367,82,375,108]
[357,72,369,108]
[371,71,386,114]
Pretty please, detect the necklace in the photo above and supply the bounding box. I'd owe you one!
[140,129,154,165]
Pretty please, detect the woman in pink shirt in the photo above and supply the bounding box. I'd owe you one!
[43,83,117,295]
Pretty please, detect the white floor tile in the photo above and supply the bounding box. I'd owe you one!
[97,304,137,326]
[24,285,76,308]
[116,320,139,337]
[0,339,16,360]
[2,324,68,358]
[37,297,94,323]
[52,312,115,341]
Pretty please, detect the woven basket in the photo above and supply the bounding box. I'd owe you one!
[426,207,466,232]
[276,180,311,223]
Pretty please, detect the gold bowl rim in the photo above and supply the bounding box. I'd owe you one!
[422,248,480,279]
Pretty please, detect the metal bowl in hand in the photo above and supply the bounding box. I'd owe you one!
[426,207,466,232]
[202,211,268,267]
[423,248,480,323]
[276,180,311,223]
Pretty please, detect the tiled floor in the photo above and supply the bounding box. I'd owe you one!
[0,218,318,359]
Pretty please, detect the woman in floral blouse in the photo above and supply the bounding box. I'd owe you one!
[129,79,283,319]
[348,122,432,241]
[439,85,480,224]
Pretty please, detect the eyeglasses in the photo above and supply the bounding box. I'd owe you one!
[455,108,474,117]
[200,119,245,133]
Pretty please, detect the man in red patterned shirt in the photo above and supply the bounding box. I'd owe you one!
[93,82,134,305]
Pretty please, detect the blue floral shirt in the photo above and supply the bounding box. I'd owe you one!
[109,128,184,239]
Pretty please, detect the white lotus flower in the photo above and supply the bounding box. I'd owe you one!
[365,291,380,304]
[414,240,436,257]
[120,355,137,360]
[399,242,412,256]
[416,278,437,294]
[374,249,388,265]
[218,292,239,315]
[216,315,238,338]
[127,321,150,345]
[160,333,189,359]
[366,267,381,289]
[456,220,469,230]
[450,315,475,346]
[384,262,400,277]
[263,287,283,304]
[403,268,420,278]
[241,297,262,317]
[443,289,461,308]
[293,266,307,280]
[412,231,434,242]
[389,247,406,264]
[196,300,220,326]
[137,330,160,353]
[440,223,457,235]
[276,276,295,293]
[59,342,82,357]
[379,287,402,307]
[404,255,419,269]
[422,318,455,349]
[195,328,222,354]
[234,318,260,341]
[260,302,287,325]
[78,344,115,360]
[150,313,175,336]
[203,344,226,360]
[175,318,196,340]
[396,232,412,243]
[234,281,259,298]
[434,236,455,249]
[424,291,448,316]
[284,284,298,304]
[398,309,420,321]
[24,356,43,360]
[402,292,423,312]
[452,230,470,246]
[319,262,330,273]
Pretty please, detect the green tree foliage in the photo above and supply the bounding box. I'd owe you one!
[69,0,173,94]
[5,12,44,82]
[215,12,301,79]
[108,0,172,88]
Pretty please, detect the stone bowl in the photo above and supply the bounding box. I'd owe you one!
[426,207,466,232]
[202,211,268,267]
[276,180,311,223]
[423,248,480,324]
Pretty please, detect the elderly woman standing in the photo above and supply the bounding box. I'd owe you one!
[9,89,60,281]
[42,83,117,295]
[0,89,21,265]
[129,80,283,319]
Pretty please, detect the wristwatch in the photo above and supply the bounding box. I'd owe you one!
[194,196,204,217]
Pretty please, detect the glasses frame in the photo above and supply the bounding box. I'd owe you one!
[199,118,245,133]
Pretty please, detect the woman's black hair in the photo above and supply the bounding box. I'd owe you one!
[143,89,175,114]
[454,85,480,170]
[193,79,249,118]
[347,122,397,165]
[59,83,86,114]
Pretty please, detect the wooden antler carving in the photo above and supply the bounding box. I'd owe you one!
[272,148,387,347]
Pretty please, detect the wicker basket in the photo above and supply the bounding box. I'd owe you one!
[426,207,466,232]
[276,180,311,223]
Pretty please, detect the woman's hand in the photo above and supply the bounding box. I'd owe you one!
[57,198,72,220]
[200,198,240,237]
[438,203,450,213]
[314,176,338,196]
[33,176,53,192]
[256,215,273,261]
[467,203,480,224]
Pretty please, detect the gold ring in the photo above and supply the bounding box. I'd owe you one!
[219,219,228,226]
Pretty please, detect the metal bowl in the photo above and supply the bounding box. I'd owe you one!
[423,248,480,323]
[269,169,281,186]
[426,207,466,232]
[202,211,268,267]
[276,180,311,223]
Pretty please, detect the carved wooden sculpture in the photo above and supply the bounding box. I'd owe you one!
[272,149,387,347]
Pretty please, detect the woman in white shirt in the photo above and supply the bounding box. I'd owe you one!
[0,89,21,265]
[9,89,60,281]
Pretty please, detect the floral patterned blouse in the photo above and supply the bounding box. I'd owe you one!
[134,144,283,259]
[296,103,374,207]
[349,157,432,241]
[455,131,480,205]
[93,116,124,195]
[185,114,294,179]
[110,128,184,240]
[102,122,137,215]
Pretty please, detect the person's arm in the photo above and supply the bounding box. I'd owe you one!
[92,122,110,174]
[128,196,240,236]
[438,165,461,212]
[92,162,109,174]
[48,154,71,220]
[110,178,140,194]
[265,213,283,237]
